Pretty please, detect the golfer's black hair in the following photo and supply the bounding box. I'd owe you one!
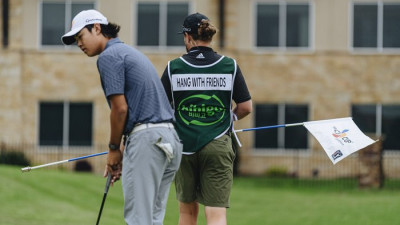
[85,22,120,38]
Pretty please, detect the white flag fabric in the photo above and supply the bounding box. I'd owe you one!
[303,117,377,164]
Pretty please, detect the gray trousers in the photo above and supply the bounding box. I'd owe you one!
[122,126,182,225]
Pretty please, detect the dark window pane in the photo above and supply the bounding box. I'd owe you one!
[167,3,188,46]
[286,4,309,47]
[69,103,93,146]
[383,5,400,48]
[255,104,278,148]
[351,105,376,134]
[353,4,378,47]
[137,3,160,46]
[285,104,308,148]
[42,3,65,45]
[382,105,400,150]
[257,4,279,47]
[71,3,95,19]
[40,102,63,146]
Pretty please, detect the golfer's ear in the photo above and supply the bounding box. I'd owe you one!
[93,23,102,35]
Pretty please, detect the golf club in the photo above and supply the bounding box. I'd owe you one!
[96,173,112,225]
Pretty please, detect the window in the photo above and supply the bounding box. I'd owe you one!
[352,104,400,150]
[352,2,400,51]
[137,2,189,47]
[254,104,309,149]
[255,2,311,49]
[41,1,95,46]
[39,102,93,146]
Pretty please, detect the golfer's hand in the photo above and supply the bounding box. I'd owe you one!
[105,149,123,186]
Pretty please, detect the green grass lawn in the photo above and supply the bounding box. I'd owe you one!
[1,165,399,225]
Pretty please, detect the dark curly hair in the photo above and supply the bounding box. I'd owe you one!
[190,19,217,42]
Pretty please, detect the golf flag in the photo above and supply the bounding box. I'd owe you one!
[303,117,377,164]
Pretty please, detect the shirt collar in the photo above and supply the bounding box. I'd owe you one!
[105,37,123,50]
[188,46,214,54]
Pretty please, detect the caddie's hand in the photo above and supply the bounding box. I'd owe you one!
[104,149,123,186]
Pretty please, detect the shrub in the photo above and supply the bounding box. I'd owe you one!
[74,160,93,172]
[265,166,289,178]
[0,151,30,166]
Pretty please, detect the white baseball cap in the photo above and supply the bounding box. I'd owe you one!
[61,9,108,45]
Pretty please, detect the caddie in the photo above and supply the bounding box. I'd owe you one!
[161,13,252,225]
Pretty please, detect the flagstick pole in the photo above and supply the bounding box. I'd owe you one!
[234,122,304,133]
[21,151,108,172]
[22,123,305,172]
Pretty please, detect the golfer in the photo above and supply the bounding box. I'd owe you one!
[61,9,182,225]
[161,13,252,225]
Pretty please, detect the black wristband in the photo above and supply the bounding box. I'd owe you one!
[108,143,120,150]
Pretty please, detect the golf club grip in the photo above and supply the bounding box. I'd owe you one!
[105,174,112,193]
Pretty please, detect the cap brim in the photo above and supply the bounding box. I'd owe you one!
[61,26,85,45]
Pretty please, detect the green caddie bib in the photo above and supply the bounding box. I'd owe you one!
[168,56,236,153]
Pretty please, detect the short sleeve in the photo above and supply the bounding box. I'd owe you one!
[97,54,125,98]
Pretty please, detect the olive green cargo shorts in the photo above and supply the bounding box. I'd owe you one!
[175,134,235,208]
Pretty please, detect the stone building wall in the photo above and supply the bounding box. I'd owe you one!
[0,51,22,143]
[230,52,400,176]
[20,51,109,144]
[0,0,399,176]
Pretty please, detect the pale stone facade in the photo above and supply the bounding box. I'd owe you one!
[1,0,399,176]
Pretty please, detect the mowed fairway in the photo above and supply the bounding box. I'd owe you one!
[1,165,399,225]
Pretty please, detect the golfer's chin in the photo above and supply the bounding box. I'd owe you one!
[83,51,96,57]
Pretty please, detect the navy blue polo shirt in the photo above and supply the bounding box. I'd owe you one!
[97,38,175,134]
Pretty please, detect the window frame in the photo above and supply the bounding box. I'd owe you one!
[38,0,97,50]
[38,101,94,148]
[133,0,192,52]
[351,103,400,151]
[350,1,400,54]
[253,103,310,153]
[252,0,314,53]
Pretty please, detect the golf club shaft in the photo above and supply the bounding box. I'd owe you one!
[96,174,112,225]
[21,151,108,172]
